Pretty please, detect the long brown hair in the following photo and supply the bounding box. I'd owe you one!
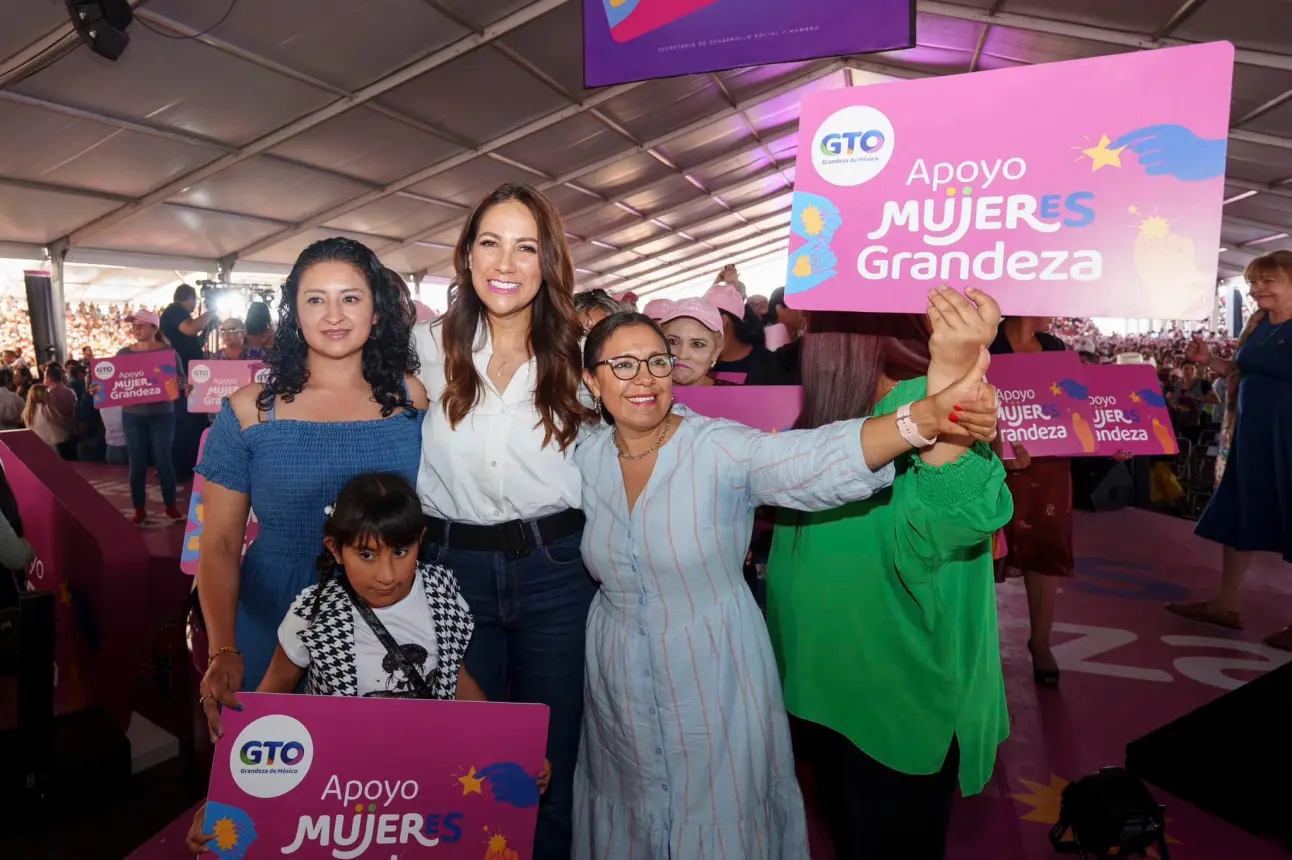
[791,311,933,609]
[793,312,931,430]
[439,184,592,449]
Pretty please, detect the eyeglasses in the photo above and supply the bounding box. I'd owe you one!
[596,353,674,381]
[220,327,244,335]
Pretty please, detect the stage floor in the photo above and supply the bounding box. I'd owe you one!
[109,508,1292,860]
[71,462,190,560]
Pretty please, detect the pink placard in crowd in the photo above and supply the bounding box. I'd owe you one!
[710,372,747,385]
[674,385,802,431]
[91,350,181,408]
[188,359,268,413]
[988,351,1097,459]
[1083,363,1179,456]
[181,429,258,575]
[203,693,550,859]
[785,41,1232,320]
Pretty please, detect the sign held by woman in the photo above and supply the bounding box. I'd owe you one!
[785,42,1233,320]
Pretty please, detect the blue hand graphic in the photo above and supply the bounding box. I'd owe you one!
[1110,124,1227,181]
[1135,388,1167,408]
[1056,378,1089,401]
[784,239,838,296]
[790,191,843,242]
[602,0,640,28]
[203,802,258,859]
[479,762,541,809]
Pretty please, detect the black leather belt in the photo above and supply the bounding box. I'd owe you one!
[423,508,585,559]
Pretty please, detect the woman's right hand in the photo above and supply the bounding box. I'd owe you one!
[186,803,212,854]
[199,651,244,742]
[919,346,999,443]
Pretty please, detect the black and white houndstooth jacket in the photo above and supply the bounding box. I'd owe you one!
[293,562,474,701]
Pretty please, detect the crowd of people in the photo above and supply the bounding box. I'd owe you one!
[1,182,1288,860]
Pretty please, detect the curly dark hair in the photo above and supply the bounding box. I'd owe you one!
[256,238,420,418]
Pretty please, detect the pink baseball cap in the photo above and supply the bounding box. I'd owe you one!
[658,297,722,334]
[642,298,673,320]
[128,309,160,327]
[413,300,436,324]
[702,283,745,320]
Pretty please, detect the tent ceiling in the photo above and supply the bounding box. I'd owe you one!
[1,0,1290,302]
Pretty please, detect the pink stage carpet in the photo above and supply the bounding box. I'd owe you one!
[126,508,1290,860]
[71,462,191,560]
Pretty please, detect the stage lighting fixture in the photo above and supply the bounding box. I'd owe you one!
[66,0,133,61]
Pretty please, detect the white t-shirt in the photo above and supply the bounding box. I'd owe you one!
[279,575,440,698]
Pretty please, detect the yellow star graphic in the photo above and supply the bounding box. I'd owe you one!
[1081,134,1126,171]
[1011,772,1181,856]
[457,766,484,796]
[1129,391,1142,403]
[1050,382,1062,396]
[1129,205,1139,214]
[1011,773,1068,824]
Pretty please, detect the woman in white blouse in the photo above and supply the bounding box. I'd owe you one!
[414,183,595,860]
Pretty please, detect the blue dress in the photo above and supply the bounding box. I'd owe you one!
[195,397,426,689]
[1195,316,1292,561]
[571,406,897,859]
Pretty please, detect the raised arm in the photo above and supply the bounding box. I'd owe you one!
[739,352,999,511]
[892,381,1014,568]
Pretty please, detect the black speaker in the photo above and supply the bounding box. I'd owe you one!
[66,0,133,61]
[1126,660,1292,847]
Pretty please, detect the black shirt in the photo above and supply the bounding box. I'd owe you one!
[988,328,1067,356]
[713,344,792,386]
[160,303,206,370]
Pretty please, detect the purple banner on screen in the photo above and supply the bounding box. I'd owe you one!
[584,0,915,87]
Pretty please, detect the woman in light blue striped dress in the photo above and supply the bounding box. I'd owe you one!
[571,312,1001,859]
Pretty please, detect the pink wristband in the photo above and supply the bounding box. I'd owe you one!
[896,402,936,449]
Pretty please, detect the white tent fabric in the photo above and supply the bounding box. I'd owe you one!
[1,0,1290,305]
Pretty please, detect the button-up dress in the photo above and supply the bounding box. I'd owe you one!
[571,406,897,859]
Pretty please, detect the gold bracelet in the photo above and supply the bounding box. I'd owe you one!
[208,646,242,669]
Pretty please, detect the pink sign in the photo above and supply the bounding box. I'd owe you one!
[785,42,1232,320]
[0,432,150,727]
[203,693,549,859]
[674,385,801,431]
[188,360,267,413]
[989,351,1097,459]
[91,350,181,408]
[182,429,258,575]
[1084,364,1179,456]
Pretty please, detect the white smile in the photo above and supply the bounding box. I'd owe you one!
[626,394,658,406]
[488,279,521,293]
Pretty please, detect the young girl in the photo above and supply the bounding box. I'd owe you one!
[23,384,69,448]
[188,472,548,852]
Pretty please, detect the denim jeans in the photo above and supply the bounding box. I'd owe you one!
[121,411,177,509]
[422,528,597,860]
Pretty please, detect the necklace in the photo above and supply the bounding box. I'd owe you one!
[1259,316,1288,345]
[614,414,672,461]
[493,359,508,378]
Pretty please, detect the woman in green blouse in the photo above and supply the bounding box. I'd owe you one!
[765,287,1014,860]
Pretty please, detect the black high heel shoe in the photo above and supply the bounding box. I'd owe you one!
[1028,639,1060,688]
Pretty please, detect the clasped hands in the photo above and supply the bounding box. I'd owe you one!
[919,285,1002,444]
